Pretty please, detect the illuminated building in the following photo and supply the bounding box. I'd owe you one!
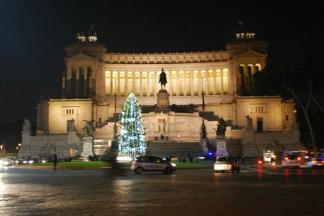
[19,31,300,159]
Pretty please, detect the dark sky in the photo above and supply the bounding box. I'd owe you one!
[0,0,324,125]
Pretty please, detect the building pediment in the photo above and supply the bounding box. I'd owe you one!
[236,49,267,58]
[67,52,97,62]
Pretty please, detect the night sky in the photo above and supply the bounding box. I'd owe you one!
[0,1,324,149]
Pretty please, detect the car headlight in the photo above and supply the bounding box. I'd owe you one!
[171,163,176,167]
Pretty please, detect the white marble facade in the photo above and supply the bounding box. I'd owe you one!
[20,32,300,159]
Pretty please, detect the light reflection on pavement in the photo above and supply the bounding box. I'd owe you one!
[0,167,324,215]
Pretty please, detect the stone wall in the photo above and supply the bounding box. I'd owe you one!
[18,131,82,160]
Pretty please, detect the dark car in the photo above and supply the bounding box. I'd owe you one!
[311,153,324,168]
[131,156,176,174]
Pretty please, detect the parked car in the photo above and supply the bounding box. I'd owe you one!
[131,155,176,174]
[311,152,324,168]
[213,156,240,173]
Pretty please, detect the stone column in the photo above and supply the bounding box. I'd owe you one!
[117,71,120,95]
[176,71,179,96]
[66,68,71,97]
[191,71,194,96]
[221,69,224,94]
[147,72,150,97]
[154,71,158,96]
[83,69,88,97]
[132,71,135,93]
[125,72,128,95]
[110,71,113,96]
[76,68,80,97]
[213,70,217,95]
[140,72,143,97]
[243,65,248,92]
[198,71,202,96]
[184,71,188,96]
[204,71,208,95]
[168,71,172,95]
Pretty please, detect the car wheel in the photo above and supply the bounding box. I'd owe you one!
[164,167,172,174]
[135,167,143,174]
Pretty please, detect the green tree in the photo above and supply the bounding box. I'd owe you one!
[119,93,146,158]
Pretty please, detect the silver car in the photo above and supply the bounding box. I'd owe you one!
[131,156,176,174]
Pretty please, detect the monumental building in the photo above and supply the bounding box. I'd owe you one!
[18,31,300,159]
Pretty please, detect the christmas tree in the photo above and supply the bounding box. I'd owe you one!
[119,93,146,158]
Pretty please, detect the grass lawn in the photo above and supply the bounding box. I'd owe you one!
[31,160,214,170]
[33,161,110,169]
[173,160,214,169]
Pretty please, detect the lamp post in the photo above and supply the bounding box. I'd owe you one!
[111,78,119,168]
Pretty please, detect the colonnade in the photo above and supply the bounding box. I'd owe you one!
[63,66,95,98]
[238,64,261,94]
[105,69,229,96]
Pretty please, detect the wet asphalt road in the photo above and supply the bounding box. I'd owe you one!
[1,166,324,216]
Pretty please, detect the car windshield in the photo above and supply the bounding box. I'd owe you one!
[286,154,299,160]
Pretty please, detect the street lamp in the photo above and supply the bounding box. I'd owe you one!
[111,78,119,169]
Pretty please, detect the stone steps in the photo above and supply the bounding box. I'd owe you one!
[146,141,203,157]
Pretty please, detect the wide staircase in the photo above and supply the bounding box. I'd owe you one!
[146,141,203,158]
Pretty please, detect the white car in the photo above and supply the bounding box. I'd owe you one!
[213,157,240,173]
[282,152,309,168]
[0,157,16,167]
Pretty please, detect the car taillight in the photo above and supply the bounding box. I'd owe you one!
[297,157,301,161]
[257,160,263,165]
[285,157,289,161]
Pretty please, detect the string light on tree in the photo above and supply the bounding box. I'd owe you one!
[119,93,146,158]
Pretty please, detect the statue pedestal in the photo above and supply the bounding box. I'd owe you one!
[81,136,94,159]
[157,89,170,112]
[216,138,228,157]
